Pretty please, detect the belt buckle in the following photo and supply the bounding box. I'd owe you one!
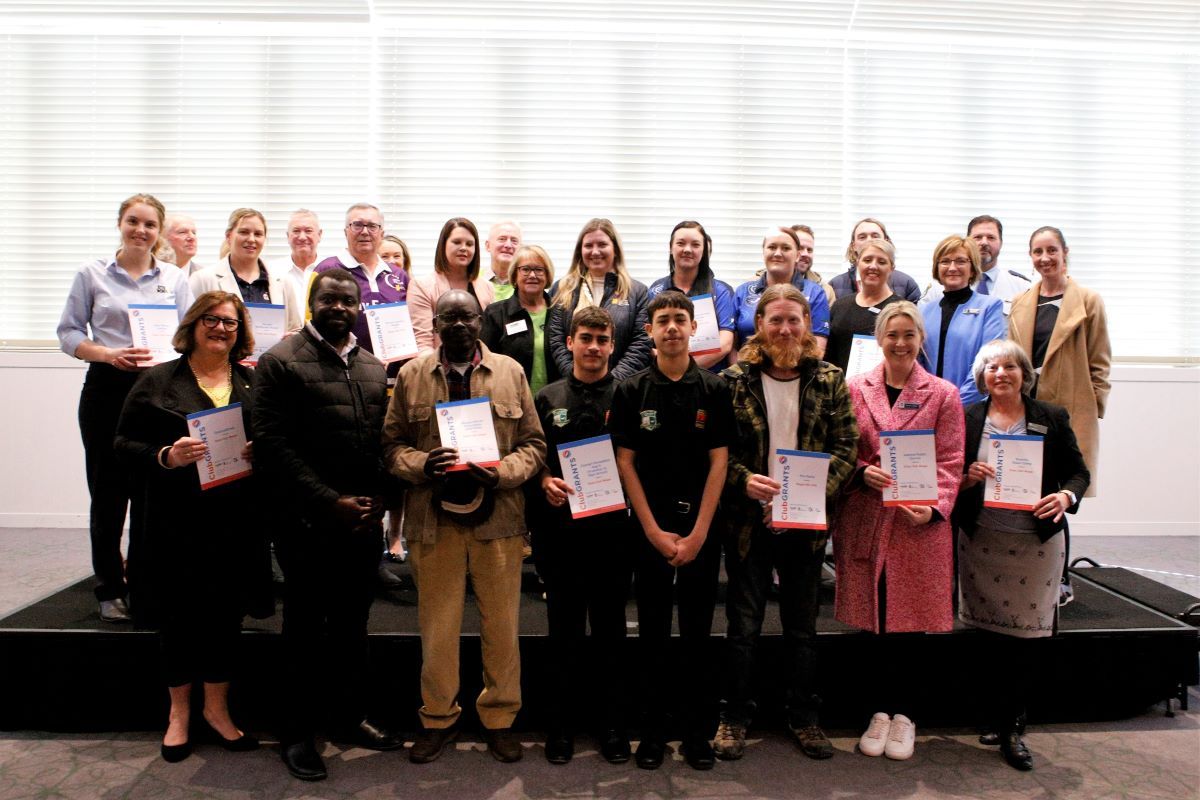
[675,500,692,515]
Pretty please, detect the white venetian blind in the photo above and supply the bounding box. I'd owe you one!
[1,1,1196,358]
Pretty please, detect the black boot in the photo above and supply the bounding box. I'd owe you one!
[999,714,1033,771]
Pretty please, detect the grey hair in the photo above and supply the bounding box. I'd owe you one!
[344,203,383,225]
[972,339,1036,396]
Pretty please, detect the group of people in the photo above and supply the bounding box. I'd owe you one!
[58,195,1111,781]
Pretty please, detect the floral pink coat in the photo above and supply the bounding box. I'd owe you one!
[833,362,964,634]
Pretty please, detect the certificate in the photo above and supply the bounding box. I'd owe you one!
[984,434,1044,510]
[242,303,286,366]
[770,449,831,530]
[689,294,722,356]
[365,302,419,363]
[127,304,178,366]
[186,403,251,490]
[557,434,626,519]
[879,430,938,506]
[436,396,501,471]
[846,334,883,378]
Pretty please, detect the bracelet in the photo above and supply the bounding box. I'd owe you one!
[157,446,175,469]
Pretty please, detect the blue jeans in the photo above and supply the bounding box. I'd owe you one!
[722,526,826,729]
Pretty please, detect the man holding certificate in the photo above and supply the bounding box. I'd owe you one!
[952,339,1089,772]
[833,301,964,762]
[714,284,858,763]
[530,306,634,765]
[610,291,733,771]
[252,269,402,781]
[382,289,546,765]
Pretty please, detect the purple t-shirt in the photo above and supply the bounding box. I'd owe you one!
[313,254,409,355]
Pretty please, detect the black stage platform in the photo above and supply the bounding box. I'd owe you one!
[1,562,1195,733]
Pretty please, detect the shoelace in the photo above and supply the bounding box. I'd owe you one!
[888,718,913,742]
[865,716,890,741]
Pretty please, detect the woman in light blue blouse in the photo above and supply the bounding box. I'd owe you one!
[57,194,193,623]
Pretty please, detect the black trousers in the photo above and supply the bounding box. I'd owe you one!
[275,519,381,742]
[536,514,633,732]
[723,526,825,728]
[632,515,721,739]
[77,364,139,602]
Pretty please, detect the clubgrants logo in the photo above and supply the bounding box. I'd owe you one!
[882,437,892,446]
[560,450,571,460]
[440,409,449,416]
[191,420,200,429]
[640,410,659,431]
[992,440,1002,448]
[778,455,787,464]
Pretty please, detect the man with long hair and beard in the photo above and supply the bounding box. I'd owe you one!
[713,283,859,762]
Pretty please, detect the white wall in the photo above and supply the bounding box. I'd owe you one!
[1,351,1197,535]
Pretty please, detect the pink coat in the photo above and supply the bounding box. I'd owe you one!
[833,362,964,634]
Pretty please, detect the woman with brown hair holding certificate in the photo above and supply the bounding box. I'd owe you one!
[952,338,1089,772]
[114,291,272,764]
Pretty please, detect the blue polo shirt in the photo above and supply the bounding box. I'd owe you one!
[732,273,831,348]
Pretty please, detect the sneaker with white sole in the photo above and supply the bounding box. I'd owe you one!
[858,712,891,757]
[713,719,746,760]
[884,714,915,760]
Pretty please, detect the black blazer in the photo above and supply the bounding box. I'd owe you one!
[480,292,559,387]
[952,396,1090,543]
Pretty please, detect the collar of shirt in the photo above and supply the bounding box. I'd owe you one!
[305,321,358,364]
[106,255,164,284]
[438,344,482,373]
[233,259,270,286]
[339,249,392,295]
[647,358,701,385]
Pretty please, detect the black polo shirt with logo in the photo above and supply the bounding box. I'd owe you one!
[609,359,733,529]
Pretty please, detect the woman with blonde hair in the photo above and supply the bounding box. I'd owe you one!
[546,218,650,381]
[481,244,559,394]
[189,208,302,334]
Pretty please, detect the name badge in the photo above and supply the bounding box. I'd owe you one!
[962,308,981,316]
[505,319,529,336]
[1002,300,1013,316]
[868,306,881,314]
[1027,423,1048,434]
[899,401,921,410]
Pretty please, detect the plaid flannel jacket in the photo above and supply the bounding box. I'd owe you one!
[720,358,859,558]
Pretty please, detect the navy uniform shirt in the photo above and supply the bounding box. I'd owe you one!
[609,359,733,525]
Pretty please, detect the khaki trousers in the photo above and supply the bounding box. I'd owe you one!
[409,526,524,730]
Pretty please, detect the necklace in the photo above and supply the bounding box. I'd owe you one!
[189,358,233,404]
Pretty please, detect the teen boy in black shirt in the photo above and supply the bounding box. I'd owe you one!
[610,290,733,771]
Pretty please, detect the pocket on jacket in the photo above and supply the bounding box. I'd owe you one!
[492,400,523,420]
[407,404,432,422]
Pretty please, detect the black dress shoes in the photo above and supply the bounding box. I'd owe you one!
[282,739,327,781]
[600,729,631,764]
[635,738,665,770]
[1000,733,1034,771]
[544,730,574,764]
[342,719,404,751]
[160,740,192,763]
[681,737,715,770]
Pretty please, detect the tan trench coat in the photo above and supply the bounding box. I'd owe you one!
[1008,278,1110,495]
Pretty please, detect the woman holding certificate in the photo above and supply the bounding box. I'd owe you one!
[481,245,559,395]
[953,339,1089,771]
[1008,226,1110,495]
[57,193,193,624]
[917,235,1007,406]
[648,220,737,369]
[114,291,272,763]
[832,301,964,761]
[546,218,651,381]
[823,239,902,374]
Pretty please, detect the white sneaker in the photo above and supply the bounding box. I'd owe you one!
[858,712,891,757]
[884,714,915,760]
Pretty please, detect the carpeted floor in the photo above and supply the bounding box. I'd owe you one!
[0,529,1196,799]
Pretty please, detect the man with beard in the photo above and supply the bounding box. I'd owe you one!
[253,269,402,781]
[712,283,858,763]
[382,289,545,765]
[920,215,1030,315]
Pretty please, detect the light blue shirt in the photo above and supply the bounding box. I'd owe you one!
[57,255,193,357]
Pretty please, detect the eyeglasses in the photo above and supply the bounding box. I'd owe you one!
[938,258,971,268]
[437,312,480,325]
[517,265,547,276]
[200,314,240,331]
[347,221,383,233]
